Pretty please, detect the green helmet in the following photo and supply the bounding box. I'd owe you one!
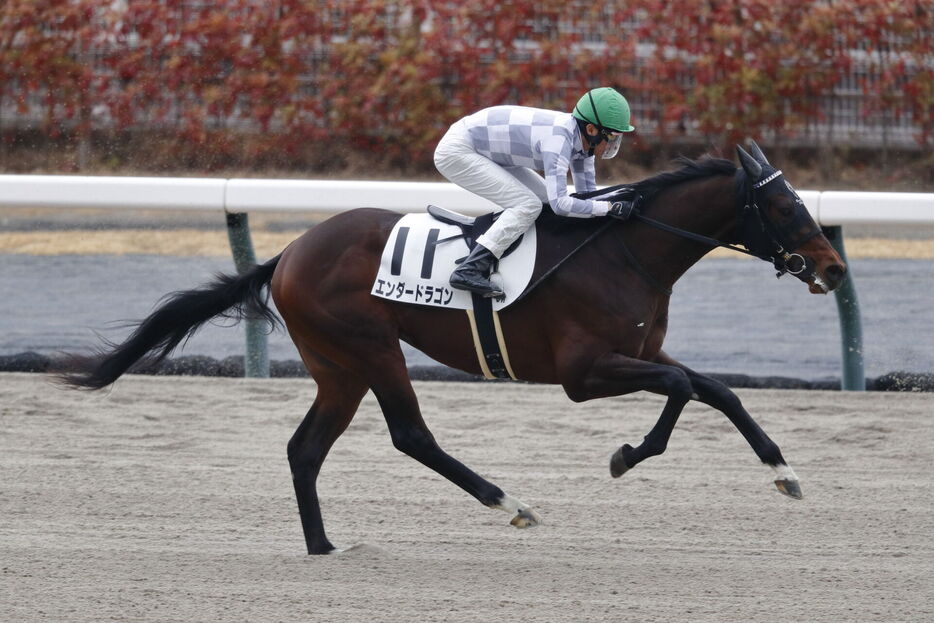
[572,87,635,133]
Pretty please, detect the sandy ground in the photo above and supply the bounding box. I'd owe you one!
[1,372,931,622]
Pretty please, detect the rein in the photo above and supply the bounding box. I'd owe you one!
[629,210,759,260]
[510,215,676,301]
[608,171,776,262]
[546,163,824,299]
[594,168,822,295]
[512,218,619,304]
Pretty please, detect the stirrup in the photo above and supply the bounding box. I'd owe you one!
[450,270,504,298]
[452,281,505,298]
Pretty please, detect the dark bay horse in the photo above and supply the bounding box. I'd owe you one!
[59,142,847,554]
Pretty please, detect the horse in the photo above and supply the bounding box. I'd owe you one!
[58,142,847,554]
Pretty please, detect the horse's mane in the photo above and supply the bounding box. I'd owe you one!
[630,156,736,200]
[548,154,739,232]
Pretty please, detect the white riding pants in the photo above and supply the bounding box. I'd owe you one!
[433,120,546,258]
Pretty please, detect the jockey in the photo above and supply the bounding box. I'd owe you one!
[434,87,637,298]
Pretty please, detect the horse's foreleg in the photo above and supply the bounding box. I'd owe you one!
[564,352,694,476]
[653,351,802,499]
[287,364,369,554]
[370,362,542,528]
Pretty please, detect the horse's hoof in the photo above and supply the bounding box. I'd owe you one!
[510,507,542,528]
[610,444,634,478]
[306,546,340,555]
[774,478,803,499]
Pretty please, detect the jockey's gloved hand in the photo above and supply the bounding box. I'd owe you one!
[608,199,636,220]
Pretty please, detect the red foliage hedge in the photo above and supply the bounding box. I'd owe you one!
[0,0,930,169]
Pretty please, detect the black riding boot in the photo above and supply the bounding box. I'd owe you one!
[450,244,504,298]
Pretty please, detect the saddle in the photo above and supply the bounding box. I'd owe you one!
[427,200,620,286]
[426,204,493,253]
[423,201,622,380]
[425,204,524,260]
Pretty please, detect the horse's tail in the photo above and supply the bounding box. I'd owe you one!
[57,254,282,390]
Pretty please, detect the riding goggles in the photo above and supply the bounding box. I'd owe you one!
[601,131,623,159]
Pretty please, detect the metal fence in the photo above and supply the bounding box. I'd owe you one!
[3,173,933,388]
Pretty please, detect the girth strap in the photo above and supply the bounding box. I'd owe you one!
[466,294,516,380]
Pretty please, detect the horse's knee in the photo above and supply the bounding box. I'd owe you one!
[699,377,744,411]
[389,427,437,459]
[666,368,693,403]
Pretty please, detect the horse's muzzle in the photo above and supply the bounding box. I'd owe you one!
[809,262,847,294]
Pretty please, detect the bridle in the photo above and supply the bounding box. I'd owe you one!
[593,167,825,294]
[734,168,823,279]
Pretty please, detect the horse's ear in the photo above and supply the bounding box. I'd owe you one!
[736,145,762,181]
[748,140,770,166]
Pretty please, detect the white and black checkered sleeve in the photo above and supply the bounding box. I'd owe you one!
[541,136,609,218]
[570,156,598,194]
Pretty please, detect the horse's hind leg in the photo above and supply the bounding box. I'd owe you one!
[369,357,542,528]
[287,356,369,554]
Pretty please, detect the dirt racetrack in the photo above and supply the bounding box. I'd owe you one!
[2,372,931,622]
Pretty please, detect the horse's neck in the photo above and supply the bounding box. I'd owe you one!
[629,175,738,289]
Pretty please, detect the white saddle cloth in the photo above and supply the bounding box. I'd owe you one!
[370,213,537,311]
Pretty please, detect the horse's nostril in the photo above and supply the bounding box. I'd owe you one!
[825,264,846,282]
